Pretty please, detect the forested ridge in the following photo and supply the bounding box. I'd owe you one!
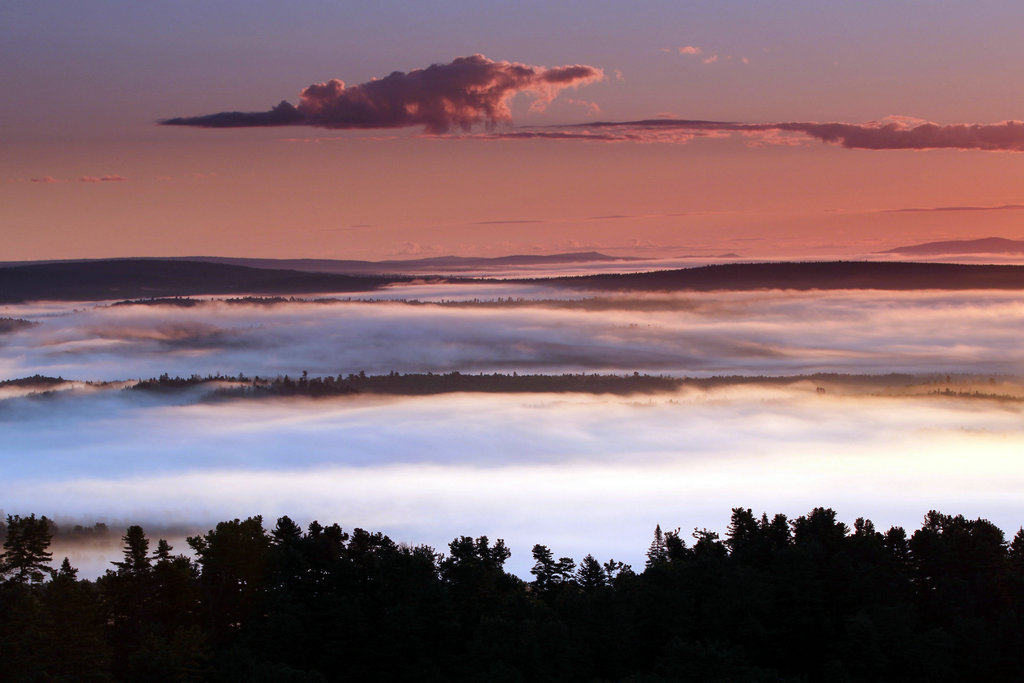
[128,370,955,399]
[2,508,1024,681]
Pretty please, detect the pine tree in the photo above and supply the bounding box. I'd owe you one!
[0,514,55,584]
[645,524,668,569]
[576,554,606,591]
[531,544,556,591]
[154,538,173,564]
[113,525,151,577]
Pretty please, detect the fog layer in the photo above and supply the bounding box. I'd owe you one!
[4,384,1023,577]
[3,287,1024,380]
[4,284,1024,577]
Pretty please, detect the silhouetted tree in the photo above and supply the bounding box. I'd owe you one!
[576,554,606,592]
[0,514,54,585]
[113,524,152,577]
[188,517,270,644]
[154,538,174,563]
[646,524,668,568]
[38,557,111,679]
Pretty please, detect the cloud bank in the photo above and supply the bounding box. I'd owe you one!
[162,54,603,134]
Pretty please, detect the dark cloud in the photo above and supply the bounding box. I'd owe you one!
[776,119,1024,151]
[503,118,1024,151]
[162,55,603,134]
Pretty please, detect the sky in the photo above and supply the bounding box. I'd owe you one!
[5,0,1024,261]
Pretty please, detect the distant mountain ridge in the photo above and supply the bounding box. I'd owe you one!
[0,251,637,275]
[7,259,1024,302]
[882,237,1024,256]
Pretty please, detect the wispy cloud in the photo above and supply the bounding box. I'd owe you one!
[670,46,746,65]
[162,55,603,134]
[882,204,1024,213]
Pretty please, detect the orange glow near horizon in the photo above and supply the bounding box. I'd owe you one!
[5,133,1024,262]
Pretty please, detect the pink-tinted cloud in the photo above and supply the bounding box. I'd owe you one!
[163,55,603,134]
[29,176,60,183]
[80,175,127,183]
[562,98,601,116]
[678,46,702,55]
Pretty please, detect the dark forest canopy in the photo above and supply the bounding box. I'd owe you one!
[122,370,940,399]
[0,317,35,333]
[6,371,1016,405]
[2,507,1024,681]
[120,370,1018,403]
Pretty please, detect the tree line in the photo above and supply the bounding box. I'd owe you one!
[130,370,949,399]
[2,508,1024,681]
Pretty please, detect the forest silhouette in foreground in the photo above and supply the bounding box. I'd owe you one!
[3,507,1024,681]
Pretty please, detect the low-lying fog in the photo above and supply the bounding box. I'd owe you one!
[3,286,1024,380]
[3,284,1024,577]
[6,383,1024,578]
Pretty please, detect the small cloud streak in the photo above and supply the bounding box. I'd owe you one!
[882,204,1024,214]
[162,55,603,134]
[80,175,127,183]
[29,176,60,183]
[678,46,703,55]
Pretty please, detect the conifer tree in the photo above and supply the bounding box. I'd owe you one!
[645,524,668,568]
[0,514,55,584]
[576,554,606,591]
[113,525,151,576]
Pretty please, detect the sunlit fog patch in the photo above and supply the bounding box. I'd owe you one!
[4,385,1024,507]
[7,421,1024,578]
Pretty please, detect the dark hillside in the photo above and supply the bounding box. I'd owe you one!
[534,261,1024,291]
[0,259,402,302]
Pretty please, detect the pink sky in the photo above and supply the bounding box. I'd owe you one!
[4,2,1024,261]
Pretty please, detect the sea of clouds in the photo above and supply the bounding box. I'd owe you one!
[3,283,1024,577]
